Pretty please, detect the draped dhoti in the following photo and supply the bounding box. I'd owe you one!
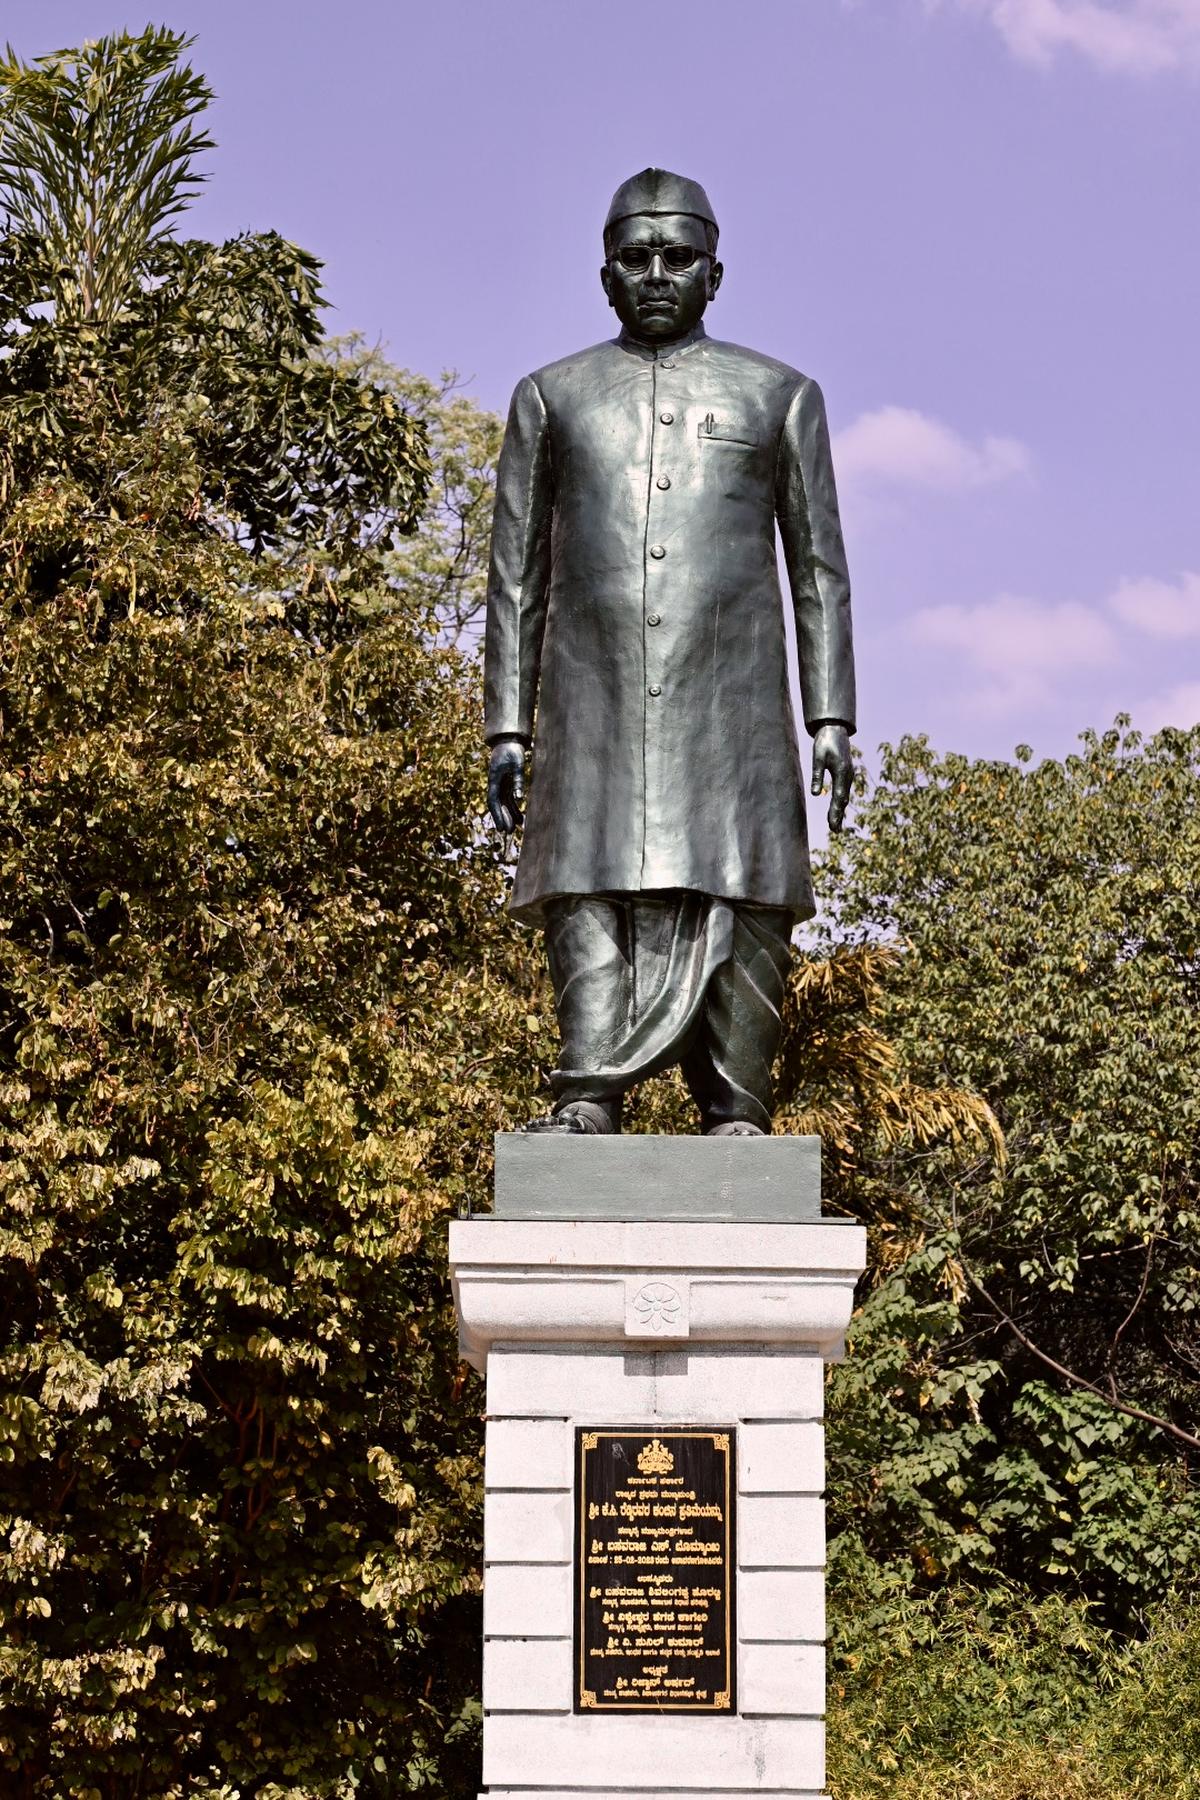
[542,892,793,1132]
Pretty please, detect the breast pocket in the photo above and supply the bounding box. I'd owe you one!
[698,415,759,450]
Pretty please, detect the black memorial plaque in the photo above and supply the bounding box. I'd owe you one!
[575,1427,736,1714]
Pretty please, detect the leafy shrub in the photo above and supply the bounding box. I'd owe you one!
[828,1588,1200,1800]
[819,725,1200,1617]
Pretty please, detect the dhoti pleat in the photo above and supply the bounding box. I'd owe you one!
[542,892,792,1132]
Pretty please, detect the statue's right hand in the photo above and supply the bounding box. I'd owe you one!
[487,738,526,833]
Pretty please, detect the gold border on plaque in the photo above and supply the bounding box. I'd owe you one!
[575,1427,736,1715]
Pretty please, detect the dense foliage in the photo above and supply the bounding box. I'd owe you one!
[0,26,213,325]
[327,345,505,647]
[0,29,518,1799]
[818,725,1200,1625]
[827,1588,1200,1799]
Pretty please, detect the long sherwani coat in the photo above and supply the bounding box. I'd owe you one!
[484,323,856,922]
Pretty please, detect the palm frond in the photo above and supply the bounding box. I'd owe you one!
[0,28,214,320]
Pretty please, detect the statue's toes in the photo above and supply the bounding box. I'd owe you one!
[705,1120,767,1137]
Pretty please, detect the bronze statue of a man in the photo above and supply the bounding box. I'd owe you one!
[485,168,856,1136]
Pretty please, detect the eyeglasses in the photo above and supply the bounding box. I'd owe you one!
[610,243,709,274]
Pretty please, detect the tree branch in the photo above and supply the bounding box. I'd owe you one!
[1105,1235,1155,1392]
[966,1268,1200,1453]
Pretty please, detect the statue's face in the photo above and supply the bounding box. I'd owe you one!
[601,212,722,343]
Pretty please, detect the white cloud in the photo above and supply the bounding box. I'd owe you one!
[903,570,1199,725]
[1135,680,1200,728]
[833,405,1030,494]
[1108,569,1200,637]
[909,592,1119,709]
[946,0,1200,73]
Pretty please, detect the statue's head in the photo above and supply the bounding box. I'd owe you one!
[601,168,723,344]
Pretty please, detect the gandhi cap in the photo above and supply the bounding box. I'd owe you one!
[605,168,718,235]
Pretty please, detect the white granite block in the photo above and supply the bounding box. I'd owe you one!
[739,1494,826,1568]
[739,1421,825,1493]
[739,1568,826,1642]
[488,1346,655,1420]
[485,1418,573,1490]
[484,1490,573,1564]
[689,1275,853,1348]
[487,1343,825,1424]
[739,1640,825,1715]
[452,1216,867,1369]
[479,1792,828,1798]
[482,1636,572,1712]
[483,1562,572,1639]
[651,1346,825,1422]
[480,1275,626,1341]
[456,1216,861,1272]
[481,1713,824,1790]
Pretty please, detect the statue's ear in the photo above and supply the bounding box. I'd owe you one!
[600,263,615,307]
[708,260,724,300]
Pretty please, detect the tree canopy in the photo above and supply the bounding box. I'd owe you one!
[819,723,1200,1613]
[0,27,510,1797]
[0,32,428,583]
[0,27,213,323]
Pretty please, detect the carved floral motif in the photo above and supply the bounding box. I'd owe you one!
[632,1281,682,1331]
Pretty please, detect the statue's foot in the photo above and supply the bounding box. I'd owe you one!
[705,1120,767,1137]
[524,1099,620,1135]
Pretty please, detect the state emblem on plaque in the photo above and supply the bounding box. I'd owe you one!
[636,1437,675,1475]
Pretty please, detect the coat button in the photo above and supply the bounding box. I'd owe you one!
[656,475,671,490]
[648,683,662,696]
[659,411,674,425]
[647,612,661,626]
[649,544,666,559]
[660,360,676,370]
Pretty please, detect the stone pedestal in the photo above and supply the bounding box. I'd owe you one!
[449,1135,866,1800]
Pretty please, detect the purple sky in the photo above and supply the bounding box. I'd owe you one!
[9,0,1199,770]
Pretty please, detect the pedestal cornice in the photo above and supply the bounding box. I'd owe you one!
[449,1217,866,1370]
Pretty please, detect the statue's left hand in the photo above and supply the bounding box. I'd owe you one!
[487,737,526,833]
[810,723,853,832]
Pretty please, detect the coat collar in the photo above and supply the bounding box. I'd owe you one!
[616,321,708,363]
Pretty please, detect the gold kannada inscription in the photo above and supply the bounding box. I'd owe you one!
[576,1428,734,1713]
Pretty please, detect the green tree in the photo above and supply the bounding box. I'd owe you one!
[0,27,539,1798]
[818,723,1200,1617]
[325,342,506,646]
[0,31,428,582]
[0,26,212,322]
